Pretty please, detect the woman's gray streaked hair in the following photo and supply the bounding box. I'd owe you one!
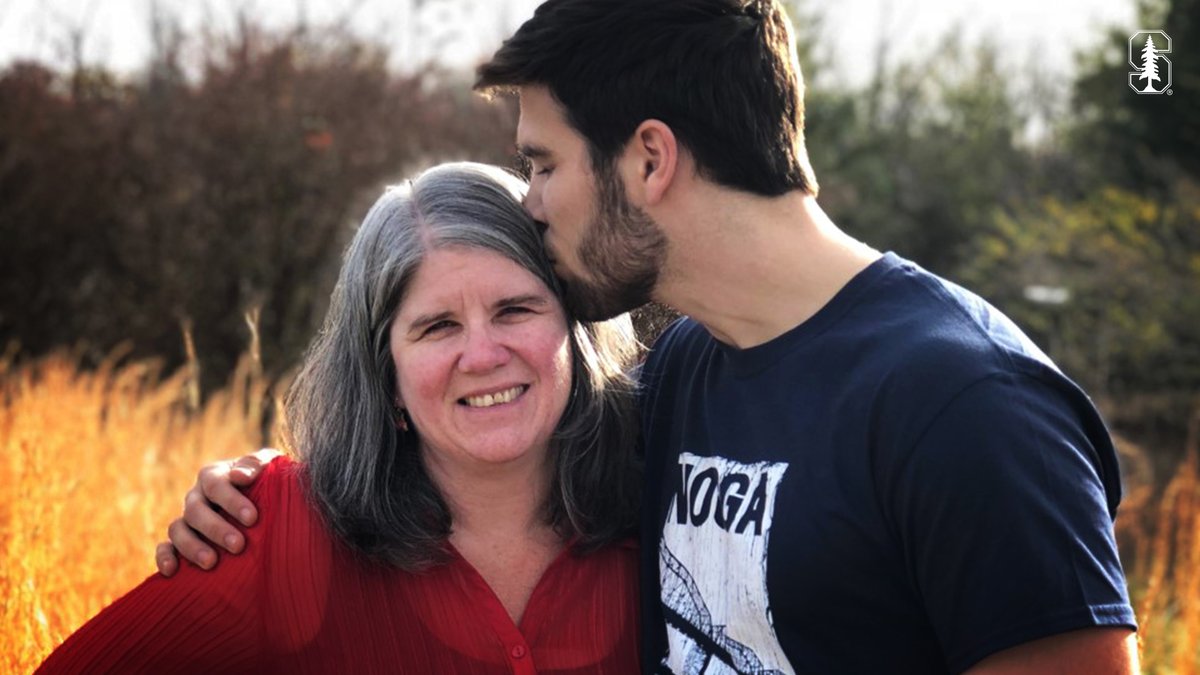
[284,162,642,570]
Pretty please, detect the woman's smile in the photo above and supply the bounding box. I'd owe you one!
[389,246,573,470]
[461,384,529,409]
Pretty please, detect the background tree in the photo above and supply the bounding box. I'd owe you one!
[0,16,518,392]
[1069,0,1198,190]
[2,0,1196,466]
[806,33,1035,277]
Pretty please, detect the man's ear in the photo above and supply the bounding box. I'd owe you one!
[626,120,678,205]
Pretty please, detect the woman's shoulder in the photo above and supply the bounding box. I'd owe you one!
[238,454,333,556]
[245,454,307,505]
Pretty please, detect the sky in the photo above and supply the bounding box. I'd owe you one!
[0,0,539,73]
[817,0,1138,85]
[0,0,1140,84]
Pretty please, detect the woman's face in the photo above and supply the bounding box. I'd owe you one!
[389,246,573,476]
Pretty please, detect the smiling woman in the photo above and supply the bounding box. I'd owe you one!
[36,162,644,674]
[390,247,573,474]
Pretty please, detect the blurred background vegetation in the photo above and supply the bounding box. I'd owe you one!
[2,0,1200,669]
[0,0,1196,470]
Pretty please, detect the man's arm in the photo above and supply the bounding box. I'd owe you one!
[156,449,280,575]
[964,627,1138,674]
[40,460,289,672]
[883,373,1137,672]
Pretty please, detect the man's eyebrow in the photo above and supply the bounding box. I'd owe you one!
[516,143,551,160]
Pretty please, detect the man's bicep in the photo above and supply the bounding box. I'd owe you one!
[885,373,1136,672]
[963,627,1138,674]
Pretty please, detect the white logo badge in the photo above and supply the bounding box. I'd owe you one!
[1129,30,1172,95]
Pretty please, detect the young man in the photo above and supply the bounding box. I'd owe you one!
[164,1,1138,672]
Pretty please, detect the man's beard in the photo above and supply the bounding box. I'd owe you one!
[561,165,667,321]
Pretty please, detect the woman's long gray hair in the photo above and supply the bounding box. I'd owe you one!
[284,162,642,570]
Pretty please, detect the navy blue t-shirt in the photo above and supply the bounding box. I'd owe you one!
[637,253,1136,674]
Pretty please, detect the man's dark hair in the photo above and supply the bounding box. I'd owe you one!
[476,0,818,197]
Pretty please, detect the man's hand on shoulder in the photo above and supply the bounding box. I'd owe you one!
[155,448,281,576]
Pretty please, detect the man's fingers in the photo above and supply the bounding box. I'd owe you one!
[159,450,277,573]
[182,485,245,554]
[155,541,180,577]
[226,449,280,489]
[165,449,277,569]
[197,461,259,527]
[166,517,217,569]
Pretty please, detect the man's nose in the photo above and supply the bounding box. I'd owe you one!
[457,326,511,373]
[523,184,545,223]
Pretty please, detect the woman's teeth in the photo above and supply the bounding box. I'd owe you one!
[463,386,524,408]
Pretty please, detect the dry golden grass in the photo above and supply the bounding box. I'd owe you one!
[1118,411,1200,675]
[1,349,1197,673]
[0,350,280,674]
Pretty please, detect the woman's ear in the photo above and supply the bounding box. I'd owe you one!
[393,395,409,432]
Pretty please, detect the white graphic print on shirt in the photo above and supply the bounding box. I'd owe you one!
[660,452,793,674]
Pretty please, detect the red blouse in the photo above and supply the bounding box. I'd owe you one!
[37,458,640,674]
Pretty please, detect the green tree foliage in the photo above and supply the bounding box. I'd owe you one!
[969,0,1200,446]
[805,34,1035,276]
[1070,0,1199,189]
[962,187,1200,399]
[0,21,518,390]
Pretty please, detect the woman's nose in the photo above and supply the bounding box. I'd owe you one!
[457,327,511,373]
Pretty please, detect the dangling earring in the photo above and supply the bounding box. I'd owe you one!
[394,401,410,432]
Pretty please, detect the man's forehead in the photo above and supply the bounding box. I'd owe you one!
[516,86,570,128]
[517,84,553,110]
[514,91,539,149]
[514,125,543,162]
[515,88,571,156]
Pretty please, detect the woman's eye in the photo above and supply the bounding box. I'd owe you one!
[422,320,456,336]
[498,305,544,322]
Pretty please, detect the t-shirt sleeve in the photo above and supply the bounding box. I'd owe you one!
[884,372,1136,673]
[34,458,295,674]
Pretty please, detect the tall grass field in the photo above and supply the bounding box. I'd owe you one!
[2,352,1198,672]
